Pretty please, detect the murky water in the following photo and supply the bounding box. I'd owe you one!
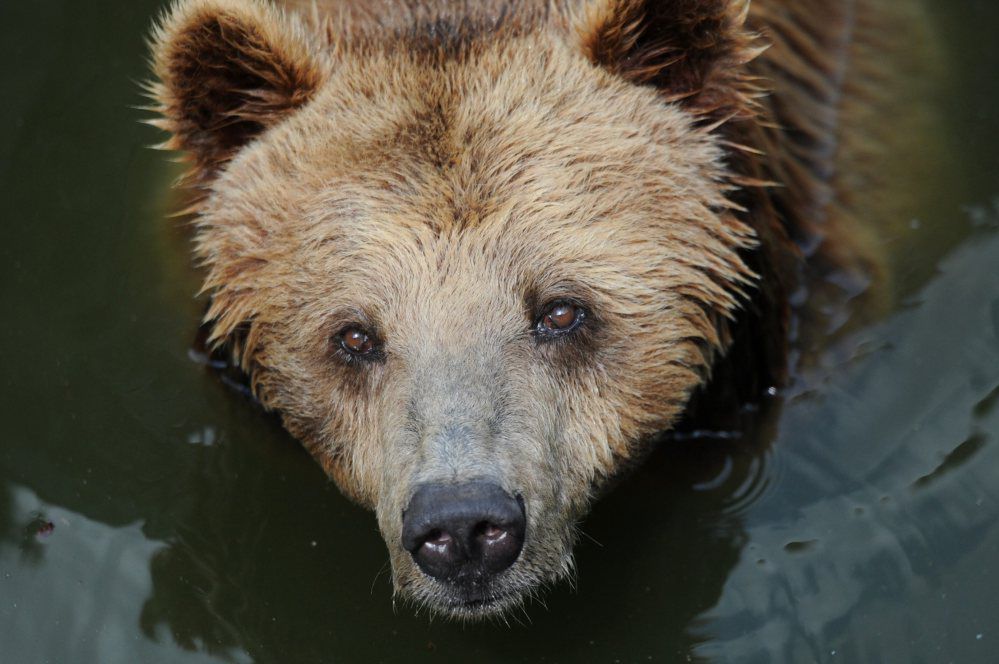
[1,1,997,662]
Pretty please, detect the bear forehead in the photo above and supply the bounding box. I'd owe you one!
[209,32,723,242]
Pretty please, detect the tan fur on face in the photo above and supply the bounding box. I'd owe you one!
[148,0,936,616]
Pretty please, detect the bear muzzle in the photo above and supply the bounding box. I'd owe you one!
[401,481,526,585]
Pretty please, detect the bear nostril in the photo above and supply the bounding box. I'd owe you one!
[477,523,505,542]
[475,522,521,574]
[402,482,526,582]
[414,529,461,578]
[422,529,453,553]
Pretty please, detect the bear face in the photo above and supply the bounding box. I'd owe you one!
[149,0,764,617]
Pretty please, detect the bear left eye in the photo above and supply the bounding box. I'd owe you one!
[337,326,379,358]
[535,301,585,338]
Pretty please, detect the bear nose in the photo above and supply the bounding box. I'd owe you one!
[401,482,526,582]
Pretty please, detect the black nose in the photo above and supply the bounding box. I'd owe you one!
[401,482,526,582]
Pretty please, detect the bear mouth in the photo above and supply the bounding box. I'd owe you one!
[412,575,528,618]
[439,588,522,617]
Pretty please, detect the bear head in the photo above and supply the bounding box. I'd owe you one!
[148,0,762,617]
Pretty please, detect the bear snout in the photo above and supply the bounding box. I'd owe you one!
[401,481,526,584]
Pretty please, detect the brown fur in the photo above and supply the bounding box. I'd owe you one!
[147,0,938,616]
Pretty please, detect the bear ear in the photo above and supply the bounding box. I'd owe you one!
[576,0,763,120]
[147,0,326,180]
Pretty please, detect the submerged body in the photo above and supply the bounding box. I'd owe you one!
[148,0,938,616]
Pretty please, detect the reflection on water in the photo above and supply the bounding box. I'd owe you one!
[1,485,226,664]
[0,0,997,662]
[696,223,999,661]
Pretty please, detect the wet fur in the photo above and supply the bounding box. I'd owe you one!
[147,0,936,617]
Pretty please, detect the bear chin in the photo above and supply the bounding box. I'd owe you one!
[406,575,544,620]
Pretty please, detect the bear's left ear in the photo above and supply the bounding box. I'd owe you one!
[148,0,327,180]
[576,0,762,120]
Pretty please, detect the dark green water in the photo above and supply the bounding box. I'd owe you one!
[1,1,997,662]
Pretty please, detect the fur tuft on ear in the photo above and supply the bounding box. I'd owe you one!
[576,0,764,121]
[147,0,327,181]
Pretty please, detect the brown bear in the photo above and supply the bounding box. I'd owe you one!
[147,0,936,617]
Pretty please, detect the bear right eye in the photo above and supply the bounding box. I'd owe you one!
[534,301,586,339]
[336,326,380,360]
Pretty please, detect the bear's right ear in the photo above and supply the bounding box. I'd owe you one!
[147,0,326,180]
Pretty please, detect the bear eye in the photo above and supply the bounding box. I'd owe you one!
[337,326,378,358]
[536,301,585,338]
